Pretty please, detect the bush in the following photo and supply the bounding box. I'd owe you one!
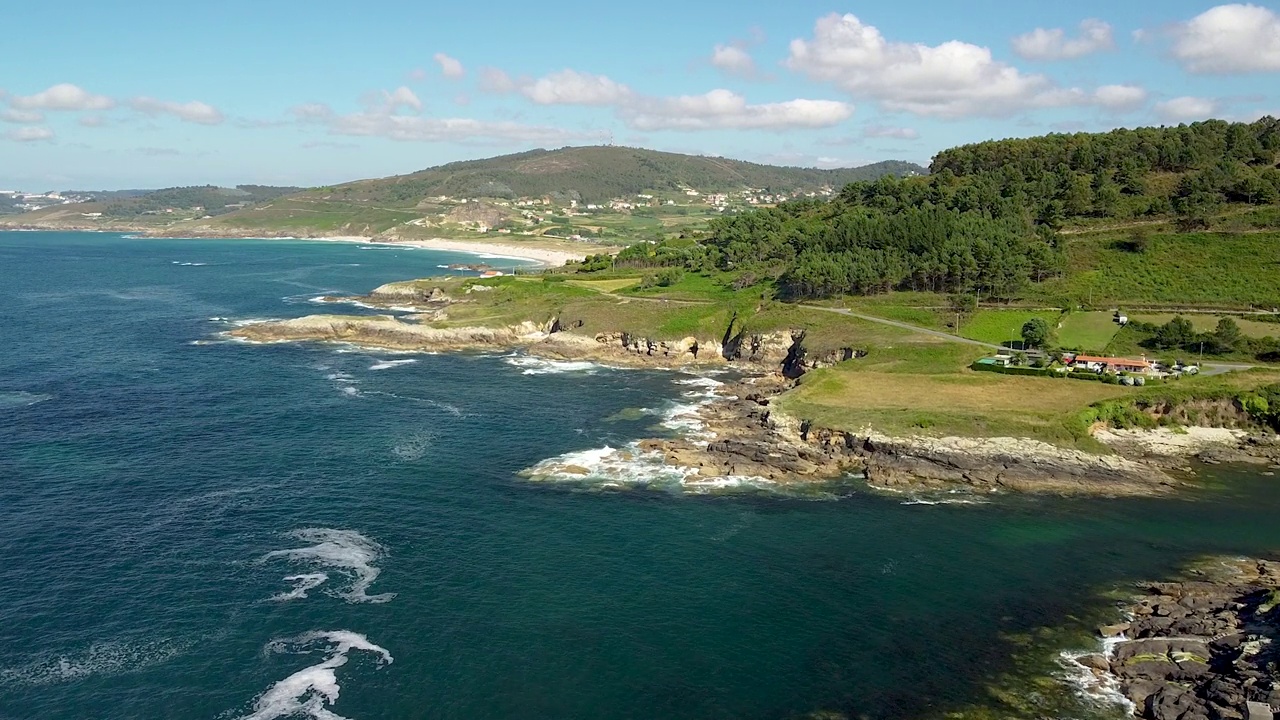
[655,268,685,287]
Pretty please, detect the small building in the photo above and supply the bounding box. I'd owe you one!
[1071,355,1153,374]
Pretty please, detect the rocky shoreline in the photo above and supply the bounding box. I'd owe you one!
[1072,558,1280,720]
[228,281,1280,498]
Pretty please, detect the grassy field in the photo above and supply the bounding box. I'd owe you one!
[776,343,1133,449]
[1056,312,1123,351]
[1128,313,1280,339]
[960,309,1062,346]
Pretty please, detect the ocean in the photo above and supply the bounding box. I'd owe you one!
[2,231,1279,720]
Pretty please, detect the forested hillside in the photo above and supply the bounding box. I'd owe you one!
[610,118,1280,302]
[101,185,301,218]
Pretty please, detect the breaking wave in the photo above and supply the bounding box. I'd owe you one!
[368,359,417,371]
[1058,633,1135,715]
[503,355,609,375]
[520,443,779,495]
[234,631,393,720]
[260,529,395,604]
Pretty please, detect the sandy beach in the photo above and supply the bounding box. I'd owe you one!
[311,235,594,267]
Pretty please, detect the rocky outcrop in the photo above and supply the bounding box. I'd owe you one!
[852,433,1180,496]
[634,376,1180,496]
[1078,558,1280,720]
[228,314,770,370]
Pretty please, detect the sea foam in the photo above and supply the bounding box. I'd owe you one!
[261,529,395,604]
[0,391,52,408]
[368,359,417,371]
[521,443,779,495]
[0,638,185,687]
[235,631,392,720]
[1058,632,1136,715]
[503,355,607,375]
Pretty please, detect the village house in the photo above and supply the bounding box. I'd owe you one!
[1069,355,1153,374]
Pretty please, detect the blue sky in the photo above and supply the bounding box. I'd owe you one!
[2,0,1278,190]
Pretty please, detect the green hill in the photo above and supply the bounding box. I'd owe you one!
[314,147,923,205]
[603,118,1280,314]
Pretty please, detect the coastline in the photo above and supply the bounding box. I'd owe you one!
[0,224,594,267]
[304,235,589,267]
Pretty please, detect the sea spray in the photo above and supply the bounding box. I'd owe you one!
[235,631,392,720]
[260,529,395,604]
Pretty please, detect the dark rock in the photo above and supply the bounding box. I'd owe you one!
[1146,685,1200,720]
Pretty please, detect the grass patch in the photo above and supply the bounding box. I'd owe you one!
[565,277,642,292]
[777,356,1133,449]
[1057,312,1122,351]
[960,309,1062,346]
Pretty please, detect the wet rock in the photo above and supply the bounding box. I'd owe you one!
[1083,557,1280,720]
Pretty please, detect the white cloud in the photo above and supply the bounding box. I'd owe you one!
[862,124,919,139]
[79,114,107,127]
[434,53,465,79]
[130,97,225,125]
[361,86,422,113]
[521,70,633,106]
[1093,84,1149,111]
[5,126,55,142]
[9,83,114,111]
[407,68,429,83]
[478,67,517,93]
[1155,96,1220,122]
[1012,19,1114,61]
[291,93,602,145]
[711,44,757,77]
[1,108,44,124]
[622,90,853,131]
[505,67,850,131]
[785,13,1084,117]
[1170,3,1280,73]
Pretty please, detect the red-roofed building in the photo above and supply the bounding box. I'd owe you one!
[1071,355,1153,373]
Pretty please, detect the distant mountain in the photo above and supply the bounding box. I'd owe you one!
[97,185,302,219]
[320,147,925,205]
[0,148,923,237]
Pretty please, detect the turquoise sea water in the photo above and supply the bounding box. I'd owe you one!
[2,231,1280,720]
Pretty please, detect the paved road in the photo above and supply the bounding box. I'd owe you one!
[1200,362,1259,376]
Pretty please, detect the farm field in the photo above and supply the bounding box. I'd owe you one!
[1056,312,1123,352]
[959,309,1062,346]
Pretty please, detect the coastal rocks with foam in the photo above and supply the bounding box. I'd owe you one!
[1074,558,1280,720]
[632,375,1180,496]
